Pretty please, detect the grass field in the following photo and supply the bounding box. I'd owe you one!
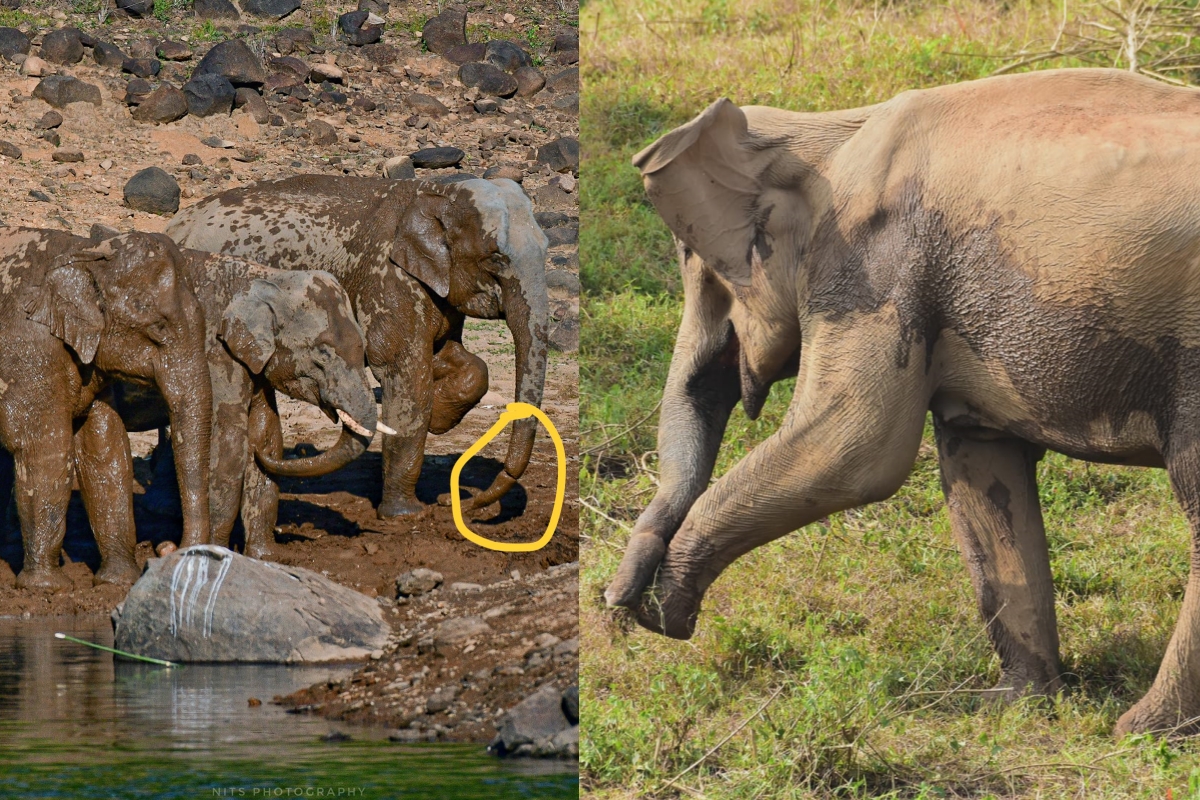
[579,0,1200,796]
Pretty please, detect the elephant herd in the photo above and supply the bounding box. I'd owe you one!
[0,174,549,593]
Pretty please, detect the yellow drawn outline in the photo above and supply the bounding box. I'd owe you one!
[451,403,565,552]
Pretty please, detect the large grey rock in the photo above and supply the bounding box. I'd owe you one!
[410,147,464,169]
[32,76,102,108]
[93,41,127,68]
[242,0,301,19]
[490,684,573,756]
[339,10,382,46]
[484,40,532,72]
[194,38,266,87]
[0,28,30,61]
[123,166,180,215]
[193,0,239,19]
[396,567,442,596]
[459,62,517,98]
[422,5,467,54]
[537,137,579,173]
[131,83,187,123]
[39,28,83,65]
[113,546,390,662]
[183,73,236,117]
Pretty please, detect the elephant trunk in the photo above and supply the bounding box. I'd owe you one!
[156,306,214,549]
[465,271,548,510]
[605,272,742,610]
[255,364,377,479]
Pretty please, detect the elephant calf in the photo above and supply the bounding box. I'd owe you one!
[608,68,1200,738]
[104,250,384,561]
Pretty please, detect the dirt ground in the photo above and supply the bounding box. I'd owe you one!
[0,0,578,747]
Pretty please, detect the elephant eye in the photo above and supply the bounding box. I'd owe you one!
[146,318,170,345]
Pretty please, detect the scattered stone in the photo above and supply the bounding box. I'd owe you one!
[514,66,545,97]
[382,155,415,179]
[339,10,383,46]
[194,39,266,87]
[551,93,579,113]
[40,28,83,65]
[234,87,270,124]
[267,56,309,92]
[545,270,580,295]
[307,119,337,146]
[548,318,578,353]
[443,42,486,66]
[422,6,468,55]
[20,55,49,77]
[241,0,301,18]
[352,96,376,112]
[40,130,61,147]
[0,27,30,61]
[182,153,203,165]
[484,40,532,73]
[123,166,179,214]
[535,211,571,228]
[115,0,154,16]
[0,140,20,159]
[537,137,579,173]
[184,73,236,117]
[395,568,443,597]
[410,147,464,169]
[360,43,398,66]
[309,62,344,83]
[35,110,63,129]
[459,62,517,98]
[93,41,127,68]
[131,83,187,123]
[552,32,579,53]
[113,546,390,662]
[434,616,492,646]
[404,93,449,117]
[28,189,51,202]
[122,57,161,78]
[51,148,83,163]
[388,729,422,743]
[489,684,572,756]
[449,582,483,592]
[474,98,499,114]
[545,227,577,247]
[99,159,113,170]
[193,0,240,19]
[359,0,389,13]
[545,67,579,94]
[273,28,315,54]
[200,135,236,148]
[124,78,153,105]
[482,165,522,182]
[90,223,121,240]
[32,76,102,108]
[156,40,192,61]
[432,174,478,185]
[129,38,158,60]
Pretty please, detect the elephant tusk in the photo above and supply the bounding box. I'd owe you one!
[376,422,397,435]
[338,409,375,438]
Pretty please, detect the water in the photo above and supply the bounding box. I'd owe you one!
[0,617,579,799]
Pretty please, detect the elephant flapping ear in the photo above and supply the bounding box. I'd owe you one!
[23,243,114,364]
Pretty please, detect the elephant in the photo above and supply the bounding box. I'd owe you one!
[165,175,549,519]
[604,67,1200,738]
[0,228,212,591]
[103,250,383,560]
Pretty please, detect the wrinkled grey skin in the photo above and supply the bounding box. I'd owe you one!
[166,175,549,519]
[106,251,376,560]
[0,228,212,591]
[608,69,1200,738]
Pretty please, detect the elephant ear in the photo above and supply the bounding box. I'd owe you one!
[633,98,796,289]
[391,192,453,298]
[23,251,107,364]
[219,280,279,374]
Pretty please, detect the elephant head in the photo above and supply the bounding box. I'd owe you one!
[607,99,849,616]
[392,178,550,508]
[215,269,380,478]
[27,233,214,547]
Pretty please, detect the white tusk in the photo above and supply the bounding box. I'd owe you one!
[338,409,374,437]
[376,422,397,435]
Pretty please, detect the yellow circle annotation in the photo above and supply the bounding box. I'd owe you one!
[450,403,566,552]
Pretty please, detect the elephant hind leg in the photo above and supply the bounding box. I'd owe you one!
[74,399,140,587]
[1116,441,1200,737]
[242,390,283,561]
[430,340,488,435]
[933,420,1062,700]
[12,430,74,592]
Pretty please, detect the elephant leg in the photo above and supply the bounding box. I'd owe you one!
[933,422,1061,699]
[74,399,140,586]
[633,331,930,639]
[430,340,489,435]
[242,390,282,560]
[12,427,75,592]
[374,354,434,519]
[1116,441,1200,737]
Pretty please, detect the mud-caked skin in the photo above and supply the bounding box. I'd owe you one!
[105,251,377,561]
[0,228,213,591]
[605,68,1200,738]
[166,176,549,519]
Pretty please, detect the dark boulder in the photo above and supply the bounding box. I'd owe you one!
[484,40,532,73]
[241,0,301,19]
[123,166,180,215]
[0,27,30,61]
[32,76,102,108]
[115,0,154,15]
[410,146,464,169]
[183,73,236,117]
[194,38,266,87]
[339,10,382,46]
[39,28,83,65]
[459,62,517,97]
[131,83,187,123]
[422,5,467,54]
[193,0,239,19]
[92,41,127,68]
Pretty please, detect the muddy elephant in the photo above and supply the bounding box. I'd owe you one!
[165,176,549,518]
[105,251,382,560]
[604,68,1200,738]
[0,229,212,590]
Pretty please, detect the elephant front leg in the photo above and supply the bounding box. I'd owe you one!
[430,340,489,435]
[1116,442,1200,737]
[242,390,282,561]
[12,430,75,592]
[375,355,434,519]
[74,398,140,586]
[934,421,1062,699]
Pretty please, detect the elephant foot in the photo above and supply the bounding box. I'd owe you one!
[377,494,424,519]
[93,559,140,587]
[634,563,701,640]
[605,532,667,609]
[983,670,1060,705]
[16,567,72,593]
[179,532,208,549]
[244,541,284,562]
[1115,695,1200,739]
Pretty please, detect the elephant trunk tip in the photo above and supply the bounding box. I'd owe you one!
[605,531,667,609]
